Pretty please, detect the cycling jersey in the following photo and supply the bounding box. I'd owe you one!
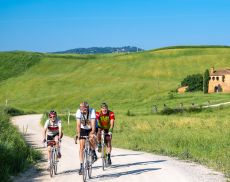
[76,108,96,130]
[96,110,115,130]
[44,118,62,136]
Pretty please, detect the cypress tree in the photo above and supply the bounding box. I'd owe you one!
[203,69,210,93]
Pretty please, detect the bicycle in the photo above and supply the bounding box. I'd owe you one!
[46,140,59,177]
[82,136,93,182]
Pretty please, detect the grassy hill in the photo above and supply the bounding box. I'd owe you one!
[0,47,230,113]
[0,46,230,178]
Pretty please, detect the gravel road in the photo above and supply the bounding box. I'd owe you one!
[11,114,226,182]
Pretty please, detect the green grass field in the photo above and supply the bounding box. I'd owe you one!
[1,46,230,178]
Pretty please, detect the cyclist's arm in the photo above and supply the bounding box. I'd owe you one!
[76,119,81,138]
[91,118,96,134]
[90,108,96,134]
[43,120,48,141]
[109,119,114,133]
[43,128,47,141]
[58,120,62,139]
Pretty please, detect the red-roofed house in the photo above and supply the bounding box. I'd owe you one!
[208,67,230,93]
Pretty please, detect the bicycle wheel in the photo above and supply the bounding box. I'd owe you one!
[82,150,88,182]
[102,144,106,171]
[88,150,92,178]
[49,150,54,177]
[54,149,58,175]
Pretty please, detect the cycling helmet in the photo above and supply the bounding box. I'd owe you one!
[49,110,57,118]
[101,102,108,109]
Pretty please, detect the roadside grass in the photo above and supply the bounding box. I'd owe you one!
[0,107,41,182]
[112,107,230,179]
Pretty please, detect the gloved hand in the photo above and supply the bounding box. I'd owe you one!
[43,139,47,147]
[74,135,78,144]
[108,132,112,136]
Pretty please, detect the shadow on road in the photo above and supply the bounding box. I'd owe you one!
[112,153,144,157]
[57,169,79,176]
[92,168,161,181]
[93,159,166,170]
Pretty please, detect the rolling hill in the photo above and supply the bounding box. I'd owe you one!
[0,46,230,113]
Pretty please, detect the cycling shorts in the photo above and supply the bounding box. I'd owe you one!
[80,128,92,139]
[47,132,63,141]
[98,127,109,134]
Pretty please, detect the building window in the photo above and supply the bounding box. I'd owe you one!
[212,77,215,80]
[216,77,219,81]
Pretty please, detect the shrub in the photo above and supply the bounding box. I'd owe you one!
[4,107,24,116]
[181,74,203,92]
[160,107,184,115]
[126,110,135,116]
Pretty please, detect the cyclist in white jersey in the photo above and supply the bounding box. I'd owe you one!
[76,101,97,175]
[43,110,62,170]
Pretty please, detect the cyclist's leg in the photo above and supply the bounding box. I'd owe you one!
[97,128,102,152]
[105,132,112,165]
[106,134,112,153]
[89,130,97,161]
[46,135,54,169]
[89,132,96,150]
[79,128,86,175]
[79,138,86,162]
[54,134,61,158]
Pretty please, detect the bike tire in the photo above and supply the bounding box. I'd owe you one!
[82,150,87,182]
[102,144,105,171]
[54,149,58,175]
[49,151,54,177]
[88,150,92,178]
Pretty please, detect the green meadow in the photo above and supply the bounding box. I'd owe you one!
[0,46,230,178]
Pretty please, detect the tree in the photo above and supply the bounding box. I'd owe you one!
[181,74,203,92]
[203,69,210,93]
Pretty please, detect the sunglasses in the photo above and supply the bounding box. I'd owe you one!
[49,116,56,118]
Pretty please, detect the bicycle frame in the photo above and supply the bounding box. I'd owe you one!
[82,136,93,182]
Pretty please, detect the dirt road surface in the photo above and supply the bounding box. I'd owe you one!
[11,114,226,182]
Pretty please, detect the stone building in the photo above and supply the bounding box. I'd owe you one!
[177,86,188,93]
[208,67,230,93]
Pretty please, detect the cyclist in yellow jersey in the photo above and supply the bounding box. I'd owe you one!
[96,103,115,165]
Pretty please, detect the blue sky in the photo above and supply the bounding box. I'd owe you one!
[0,0,230,52]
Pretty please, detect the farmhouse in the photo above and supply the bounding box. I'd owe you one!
[208,67,230,93]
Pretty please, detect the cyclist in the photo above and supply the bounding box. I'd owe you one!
[43,110,62,170]
[96,103,115,165]
[76,101,97,175]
